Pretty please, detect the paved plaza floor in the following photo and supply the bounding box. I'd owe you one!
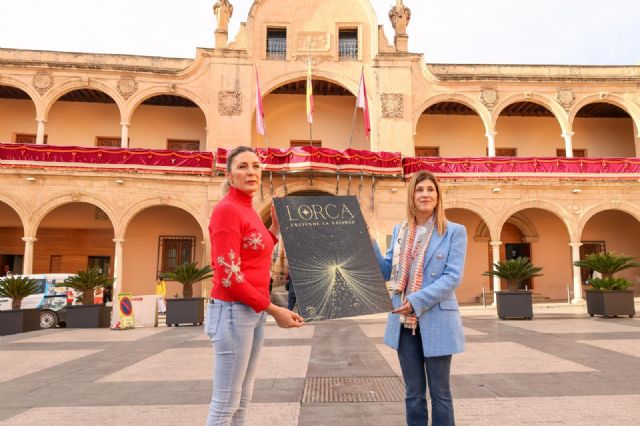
[1,304,639,425]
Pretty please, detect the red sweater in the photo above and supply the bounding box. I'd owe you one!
[209,186,276,312]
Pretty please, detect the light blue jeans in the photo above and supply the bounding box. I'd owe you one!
[205,300,267,426]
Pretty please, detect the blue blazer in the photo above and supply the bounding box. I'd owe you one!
[374,220,467,357]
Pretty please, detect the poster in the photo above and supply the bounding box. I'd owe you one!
[274,196,392,321]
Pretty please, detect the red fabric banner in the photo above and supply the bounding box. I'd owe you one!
[215,146,403,176]
[403,156,640,179]
[0,143,214,174]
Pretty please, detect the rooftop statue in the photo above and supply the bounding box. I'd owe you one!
[213,0,233,32]
[389,0,411,36]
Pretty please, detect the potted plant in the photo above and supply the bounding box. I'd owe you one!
[63,268,114,328]
[163,262,213,327]
[0,276,42,335]
[574,252,639,318]
[483,257,543,320]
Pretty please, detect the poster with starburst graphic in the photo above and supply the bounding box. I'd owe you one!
[274,196,392,321]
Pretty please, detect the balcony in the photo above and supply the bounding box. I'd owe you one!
[266,38,286,61]
[338,39,358,60]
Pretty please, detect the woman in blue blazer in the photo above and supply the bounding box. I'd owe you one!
[373,170,467,426]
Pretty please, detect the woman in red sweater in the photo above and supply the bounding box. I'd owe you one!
[206,146,303,426]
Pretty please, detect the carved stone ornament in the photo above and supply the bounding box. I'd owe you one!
[381,93,404,118]
[117,75,138,99]
[480,88,498,109]
[218,90,242,116]
[557,89,575,110]
[297,32,331,52]
[32,71,53,93]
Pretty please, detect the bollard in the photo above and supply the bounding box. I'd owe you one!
[567,283,571,304]
[482,287,486,307]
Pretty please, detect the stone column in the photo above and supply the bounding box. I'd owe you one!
[120,122,129,148]
[111,238,124,327]
[201,240,210,298]
[489,241,502,303]
[486,131,497,157]
[35,119,46,144]
[562,131,575,157]
[21,237,37,274]
[569,242,583,304]
[635,134,640,157]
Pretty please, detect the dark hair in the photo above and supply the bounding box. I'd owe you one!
[226,146,257,172]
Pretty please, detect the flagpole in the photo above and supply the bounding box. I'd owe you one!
[254,64,270,148]
[349,66,364,148]
[307,50,313,146]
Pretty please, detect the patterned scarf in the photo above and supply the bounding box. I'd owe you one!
[390,219,435,334]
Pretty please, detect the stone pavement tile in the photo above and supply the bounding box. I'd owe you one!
[12,328,167,343]
[252,378,306,403]
[0,403,299,426]
[500,318,640,334]
[300,402,405,426]
[577,338,640,358]
[454,394,640,426]
[307,321,396,378]
[375,341,594,377]
[0,349,102,382]
[453,342,595,375]
[99,346,311,382]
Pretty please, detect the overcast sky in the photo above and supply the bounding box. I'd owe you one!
[1,0,639,65]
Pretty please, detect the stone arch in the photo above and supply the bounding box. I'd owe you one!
[496,200,577,242]
[577,202,640,237]
[28,195,118,238]
[262,71,358,99]
[41,80,125,120]
[443,199,494,239]
[476,212,540,243]
[119,198,208,241]
[413,93,491,136]
[125,86,209,125]
[0,76,40,109]
[568,94,640,133]
[0,191,29,232]
[492,93,569,134]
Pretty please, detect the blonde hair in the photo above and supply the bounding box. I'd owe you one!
[406,171,447,235]
[222,145,258,196]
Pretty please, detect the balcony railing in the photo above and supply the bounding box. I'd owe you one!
[267,38,286,60]
[1,143,639,179]
[339,39,358,59]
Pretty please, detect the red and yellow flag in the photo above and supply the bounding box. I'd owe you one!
[306,59,314,124]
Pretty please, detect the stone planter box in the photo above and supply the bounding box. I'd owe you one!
[496,291,533,320]
[586,290,635,318]
[166,297,205,327]
[64,304,110,328]
[0,308,41,336]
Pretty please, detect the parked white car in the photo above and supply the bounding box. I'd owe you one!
[0,274,78,328]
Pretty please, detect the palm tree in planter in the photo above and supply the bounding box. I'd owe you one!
[0,276,42,335]
[162,262,213,326]
[63,269,114,328]
[574,252,639,318]
[483,257,543,320]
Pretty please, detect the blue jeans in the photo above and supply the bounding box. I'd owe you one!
[398,327,455,426]
[205,300,267,426]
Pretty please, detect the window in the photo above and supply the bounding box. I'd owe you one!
[158,236,195,274]
[167,139,201,151]
[290,140,321,148]
[579,241,606,284]
[338,29,358,60]
[266,28,287,60]
[15,133,47,144]
[556,148,587,157]
[415,146,440,157]
[88,256,111,275]
[49,255,62,273]
[96,137,122,147]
